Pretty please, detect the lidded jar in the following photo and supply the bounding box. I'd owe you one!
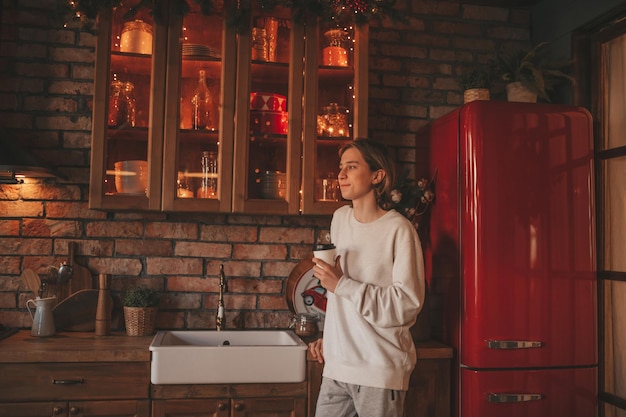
[317,103,349,137]
[291,313,320,338]
[323,29,348,67]
[108,80,136,127]
[120,20,153,55]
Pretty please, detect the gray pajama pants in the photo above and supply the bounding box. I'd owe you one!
[315,377,407,417]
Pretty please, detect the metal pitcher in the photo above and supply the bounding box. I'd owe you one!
[26,296,56,337]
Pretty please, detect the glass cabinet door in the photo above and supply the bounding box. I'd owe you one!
[161,1,235,212]
[89,1,164,210]
[232,7,303,214]
[301,20,368,214]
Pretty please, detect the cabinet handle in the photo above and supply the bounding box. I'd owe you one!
[487,393,543,403]
[486,340,542,349]
[69,406,80,415]
[52,406,64,415]
[52,378,85,385]
[217,403,227,411]
[234,403,244,411]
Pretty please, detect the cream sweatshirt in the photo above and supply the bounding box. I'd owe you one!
[322,205,425,391]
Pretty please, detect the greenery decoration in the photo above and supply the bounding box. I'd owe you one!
[496,42,575,102]
[123,286,160,308]
[458,67,493,90]
[59,0,404,29]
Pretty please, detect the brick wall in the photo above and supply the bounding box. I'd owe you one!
[0,0,530,331]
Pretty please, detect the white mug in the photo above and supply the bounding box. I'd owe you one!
[313,243,336,265]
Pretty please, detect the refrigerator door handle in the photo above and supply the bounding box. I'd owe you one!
[486,340,543,349]
[487,393,544,403]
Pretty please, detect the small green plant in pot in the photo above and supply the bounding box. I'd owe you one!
[123,287,159,336]
[497,42,575,102]
[458,67,493,103]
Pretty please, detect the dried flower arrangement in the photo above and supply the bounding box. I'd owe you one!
[390,170,436,233]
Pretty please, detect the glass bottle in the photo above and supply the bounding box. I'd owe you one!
[191,70,212,130]
[197,151,218,198]
[108,80,136,127]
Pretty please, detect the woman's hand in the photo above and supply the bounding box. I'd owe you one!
[309,338,324,364]
[312,255,343,293]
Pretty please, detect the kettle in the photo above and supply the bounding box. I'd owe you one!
[26,296,56,337]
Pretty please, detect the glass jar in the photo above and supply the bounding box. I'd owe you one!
[197,151,218,198]
[323,29,348,67]
[120,20,153,55]
[317,103,349,137]
[291,313,319,338]
[108,80,136,127]
[251,27,268,61]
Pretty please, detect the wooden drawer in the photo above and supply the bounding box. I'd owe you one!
[0,362,150,401]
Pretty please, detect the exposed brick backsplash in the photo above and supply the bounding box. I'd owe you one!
[0,0,530,331]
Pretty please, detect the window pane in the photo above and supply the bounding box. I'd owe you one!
[603,280,626,401]
[602,33,626,150]
[602,401,626,417]
[602,156,626,272]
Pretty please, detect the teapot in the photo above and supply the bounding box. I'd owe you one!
[26,296,56,337]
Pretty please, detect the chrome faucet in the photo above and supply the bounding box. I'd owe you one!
[216,264,226,331]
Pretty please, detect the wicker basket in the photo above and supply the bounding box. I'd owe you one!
[505,81,537,103]
[123,306,157,336]
[463,88,490,104]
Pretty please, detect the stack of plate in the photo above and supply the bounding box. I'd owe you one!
[182,44,220,58]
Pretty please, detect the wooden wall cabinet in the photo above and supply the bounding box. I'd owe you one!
[89,0,368,215]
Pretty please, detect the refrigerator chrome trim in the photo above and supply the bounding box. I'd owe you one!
[486,393,544,403]
[486,340,543,349]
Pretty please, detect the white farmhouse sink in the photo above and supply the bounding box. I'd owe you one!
[149,330,308,384]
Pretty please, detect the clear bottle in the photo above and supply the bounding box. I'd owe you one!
[108,79,136,127]
[191,69,212,130]
[197,151,218,198]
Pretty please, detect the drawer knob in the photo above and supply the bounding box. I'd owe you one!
[70,406,80,415]
[234,403,244,411]
[217,403,227,411]
[52,406,63,415]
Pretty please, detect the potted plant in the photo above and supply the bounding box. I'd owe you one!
[497,42,575,103]
[457,67,493,104]
[122,286,159,336]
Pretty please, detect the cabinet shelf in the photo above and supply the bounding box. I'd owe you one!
[110,52,152,75]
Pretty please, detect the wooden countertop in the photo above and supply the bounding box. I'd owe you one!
[0,331,152,363]
[0,331,452,364]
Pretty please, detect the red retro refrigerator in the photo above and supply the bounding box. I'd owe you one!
[423,101,597,417]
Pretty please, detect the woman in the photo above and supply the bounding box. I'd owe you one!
[309,138,425,417]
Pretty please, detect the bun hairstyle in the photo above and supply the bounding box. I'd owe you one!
[339,138,397,210]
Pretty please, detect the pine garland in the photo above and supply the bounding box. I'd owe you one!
[60,0,404,28]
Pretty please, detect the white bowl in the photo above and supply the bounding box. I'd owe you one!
[114,160,148,194]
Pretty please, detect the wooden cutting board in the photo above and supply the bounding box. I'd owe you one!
[69,242,93,294]
[21,269,41,297]
[53,289,99,331]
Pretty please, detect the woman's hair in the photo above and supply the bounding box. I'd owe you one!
[339,138,397,210]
